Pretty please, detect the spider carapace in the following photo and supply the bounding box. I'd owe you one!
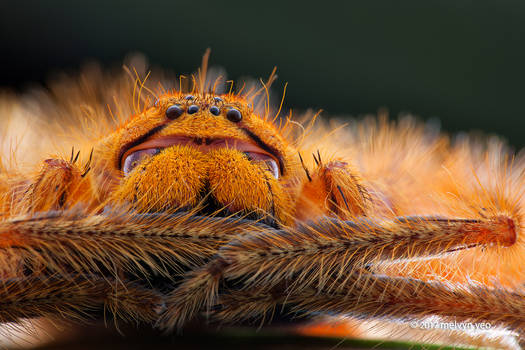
[0,65,523,348]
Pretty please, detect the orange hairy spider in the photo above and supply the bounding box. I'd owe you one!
[0,56,523,349]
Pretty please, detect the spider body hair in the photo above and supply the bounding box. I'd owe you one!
[0,57,523,349]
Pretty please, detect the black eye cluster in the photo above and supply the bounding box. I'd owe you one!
[164,95,242,123]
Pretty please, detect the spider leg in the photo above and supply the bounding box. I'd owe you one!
[0,275,164,325]
[160,214,516,329]
[211,273,525,339]
[0,212,265,279]
[295,160,370,221]
[21,156,97,214]
[289,273,525,338]
[0,212,274,325]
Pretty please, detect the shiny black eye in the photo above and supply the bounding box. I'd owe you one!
[209,106,220,116]
[166,105,183,120]
[185,95,194,100]
[213,97,223,103]
[188,105,199,114]
[226,108,242,122]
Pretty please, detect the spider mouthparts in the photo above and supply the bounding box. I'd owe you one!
[121,136,281,179]
[192,137,213,145]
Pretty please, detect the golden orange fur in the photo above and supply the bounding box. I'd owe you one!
[0,55,523,349]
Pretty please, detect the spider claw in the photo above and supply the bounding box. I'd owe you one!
[312,152,320,166]
[85,148,94,169]
[298,152,312,182]
[81,167,91,178]
[73,150,80,164]
[336,185,351,212]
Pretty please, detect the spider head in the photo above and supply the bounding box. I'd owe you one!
[93,93,301,226]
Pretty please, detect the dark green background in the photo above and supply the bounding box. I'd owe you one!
[1,1,524,148]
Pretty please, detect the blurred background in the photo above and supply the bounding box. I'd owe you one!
[1,0,524,148]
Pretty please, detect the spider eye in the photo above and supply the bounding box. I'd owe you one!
[209,106,220,116]
[244,152,279,179]
[226,108,242,123]
[187,105,199,114]
[122,148,160,176]
[166,105,183,120]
